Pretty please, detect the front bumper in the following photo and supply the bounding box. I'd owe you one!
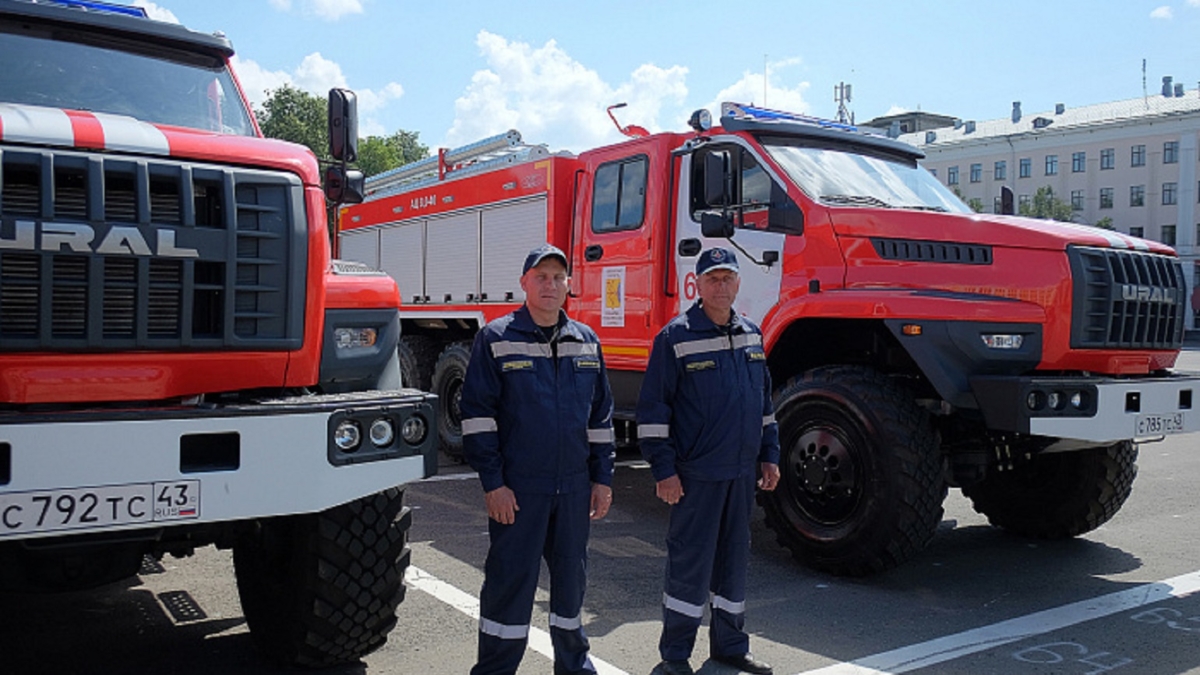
[972,373,1200,443]
[0,390,437,542]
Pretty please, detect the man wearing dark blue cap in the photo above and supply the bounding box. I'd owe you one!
[637,247,781,675]
[460,243,616,675]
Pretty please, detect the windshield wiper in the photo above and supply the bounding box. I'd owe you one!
[896,204,950,212]
[819,194,892,208]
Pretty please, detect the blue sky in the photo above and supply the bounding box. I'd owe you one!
[136,0,1200,155]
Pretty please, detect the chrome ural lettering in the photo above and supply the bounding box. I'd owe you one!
[0,220,198,257]
[1121,284,1176,305]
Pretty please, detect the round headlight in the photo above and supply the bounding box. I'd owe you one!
[1048,391,1065,411]
[1026,390,1046,411]
[369,418,395,447]
[401,416,428,445]
[1070,391,1087,409]
[334,420,362,452]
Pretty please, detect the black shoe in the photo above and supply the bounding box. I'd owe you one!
[710,653,773,675]
[652,659,695,675]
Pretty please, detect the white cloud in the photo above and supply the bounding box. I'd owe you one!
[231,53,403,136]
[884,105,911,116]
[131,0,178,23]
[269,0,363,21]
[1150,5,1173,19]
[701,59,811,122]
[1189,0,1200,7]
[446,31,688,152]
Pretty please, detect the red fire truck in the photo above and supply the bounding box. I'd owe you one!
[0,0,436,666]
[339,102,1198,576]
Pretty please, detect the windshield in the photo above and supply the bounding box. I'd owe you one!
[761,140,972,214]
[0,23,256,136]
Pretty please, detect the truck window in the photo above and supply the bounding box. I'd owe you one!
[691,146,803,233]
[591,155,647,233]
[0,19,255,136]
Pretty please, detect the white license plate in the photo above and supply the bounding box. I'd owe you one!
[0,480,200,537]
[1134,412,1186,437]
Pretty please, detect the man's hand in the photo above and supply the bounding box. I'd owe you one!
[758,462,781,491]
[590,483,613,520]
[484,486,519,524]
[655,475,684,505]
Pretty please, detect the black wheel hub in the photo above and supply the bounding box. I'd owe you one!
[787,426,861,525]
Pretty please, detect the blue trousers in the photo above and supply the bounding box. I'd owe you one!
[659,475,755,661]
[472,489,596,675]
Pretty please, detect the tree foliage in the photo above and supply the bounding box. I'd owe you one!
[358,131,429,177]
[1018,186,1075,222]
[1092,216,1115,230]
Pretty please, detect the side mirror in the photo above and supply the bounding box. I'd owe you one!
[704,151,729,207]
[325,166,365,205]
[700,212,735,239]
[328,88,358,163]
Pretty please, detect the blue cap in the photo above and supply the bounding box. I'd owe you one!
[522,243,568,275]
[696,247,739,276]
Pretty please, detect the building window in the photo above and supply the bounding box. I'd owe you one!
[1163,182,1178,205]
[1129,226,1144,237]
[1019,194,1031,210]
[993,196,1002,214]
[1130,185,1145,207]
[1019,158,1031,178]
[1072,152,1086,173]
[970,163,982,183]
[947,166,959,185]
[1100,187,1114,209]
[994,160,1006,181]
[1162,225,1176,247]
[1045,155,1058,176]
[1164,141,1179,164]
[1071,190,1085,210]
[1101,148,1115,170]
[1131,144,1146,167]
[929,168,937,178]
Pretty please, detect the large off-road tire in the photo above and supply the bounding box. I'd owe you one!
[962,441,1138,539]
[759,365,946,576]
[397,335,440,391]
[233,488,412,668]
[431,340,472,461]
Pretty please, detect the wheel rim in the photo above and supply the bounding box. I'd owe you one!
[784,422,862,527]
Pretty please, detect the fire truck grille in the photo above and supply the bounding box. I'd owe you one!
[0,147,306,352]
[1068,245,1185,350]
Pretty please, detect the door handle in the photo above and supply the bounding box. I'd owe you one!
[678,238,701,257]
[584,244,604,262]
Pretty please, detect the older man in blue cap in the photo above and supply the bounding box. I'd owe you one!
[637,247,781,675]
[460,243,616,675]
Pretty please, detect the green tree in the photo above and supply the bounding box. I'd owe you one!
[358,130,429,177]
[1092,216,1115,230]
[255,84,329,162]
[1018,186,1075,222]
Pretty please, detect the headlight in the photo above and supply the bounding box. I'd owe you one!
[369,417,395,447]
[401,416,428,445]
[333,420,362,451]
[334,327,378,349]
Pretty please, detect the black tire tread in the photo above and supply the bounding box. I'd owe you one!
[398,335,440,392]
[431,340,473,461]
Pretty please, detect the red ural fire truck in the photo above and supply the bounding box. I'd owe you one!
[0,0,437,666]
[340,102,1199,576]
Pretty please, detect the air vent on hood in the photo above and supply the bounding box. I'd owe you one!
[871,238,992,265]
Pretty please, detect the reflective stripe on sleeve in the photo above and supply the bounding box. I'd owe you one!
[663,592,705,618]
[479,617,530,640]
[549,612,583,630]
[491,341,553,358]
[638,424,670,439]
[588,427,615,444]
[711,593,746,614]
[732,333,762,349]
[461,417,498,435]
[673,336,729,359]
[763,413,776,427]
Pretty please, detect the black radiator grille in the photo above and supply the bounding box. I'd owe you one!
[0,146,306,352]
[1068,245,1185,350]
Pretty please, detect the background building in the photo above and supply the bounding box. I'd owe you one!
[877,79,1200,328]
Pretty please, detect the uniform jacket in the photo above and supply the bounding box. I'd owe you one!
[461,305,616,495]
[636,301,780,482]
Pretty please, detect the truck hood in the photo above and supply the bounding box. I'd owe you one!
[829,207,1175,255]
[0,103,320,186]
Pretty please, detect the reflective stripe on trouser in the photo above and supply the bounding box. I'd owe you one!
[659,474,755,661]
[471,489,597,675]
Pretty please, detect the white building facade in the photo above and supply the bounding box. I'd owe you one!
[894,88,1200,328]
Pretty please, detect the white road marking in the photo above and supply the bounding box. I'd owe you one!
[405,565,631,675]
[796,569,1200,675]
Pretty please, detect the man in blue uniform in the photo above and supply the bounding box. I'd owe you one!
[637,247,781,675]
[461,243,617,675]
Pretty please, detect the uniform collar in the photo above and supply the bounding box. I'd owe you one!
[513,305,579,341]
[687,300,745,334]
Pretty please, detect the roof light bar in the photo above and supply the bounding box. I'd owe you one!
[41,0,148,17]
[721,102,859,132]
